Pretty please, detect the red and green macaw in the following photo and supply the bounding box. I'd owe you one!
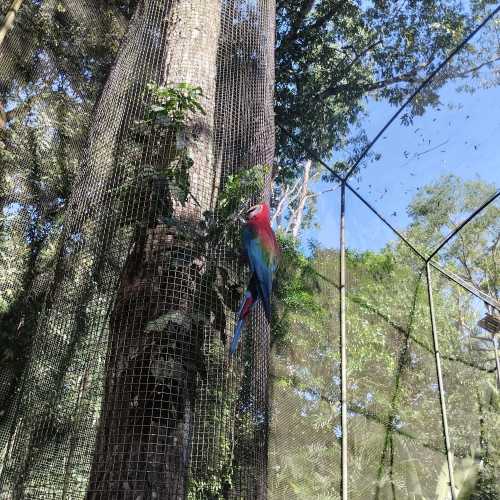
[230,202,280,354]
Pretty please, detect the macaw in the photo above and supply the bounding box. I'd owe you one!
[230,202,279,354]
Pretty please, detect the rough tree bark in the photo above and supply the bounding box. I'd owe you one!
[86,0,222,498]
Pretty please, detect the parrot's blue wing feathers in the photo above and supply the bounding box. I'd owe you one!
[243,226,273,322]
[230,319,244,354]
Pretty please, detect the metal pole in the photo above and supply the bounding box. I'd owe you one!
[340,182,348,500]
[426,263,457,499]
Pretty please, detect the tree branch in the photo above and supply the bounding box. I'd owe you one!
[306,184,340,199]
[451,55,500,79]
[278,0,315,50]
[304,7,335,35]
[0,0,23,48]
[286,181,305,207]
[317,44,446,102]
[320,69,419,100]
[349,294,495,373]
[270,374,445,455]
[272,176,303,229]
[317,38,383,100]
[290,159,312,238]
[0,102,6,128]
[319,50,499,102]
[272,186,290,227]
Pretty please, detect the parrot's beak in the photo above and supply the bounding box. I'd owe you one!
[245,204,260,216]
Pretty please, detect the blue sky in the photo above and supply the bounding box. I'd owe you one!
[303,71,500,254]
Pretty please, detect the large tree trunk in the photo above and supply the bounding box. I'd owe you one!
[0,0,273,496]
[86,1,222,498]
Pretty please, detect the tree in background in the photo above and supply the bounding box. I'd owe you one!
[1,0,275,497]
[1,0,496,389]
[407,174,499,300]
[269,176,499,499]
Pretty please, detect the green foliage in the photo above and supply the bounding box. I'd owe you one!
[0,219,26,314]
[1,0,499,495]
[433,445,500,500]
[407,175,499,299]
[187,477,228,500]
[0,0,133,471]
[136,82,207,207]
[272,233,324,348]
[275,0,497,183]
[183,165,275,499]
[145,82,206,127]
[186,341,235,500]
[217,166,268,216]
[114,81,208,228]
[202,164,270,250]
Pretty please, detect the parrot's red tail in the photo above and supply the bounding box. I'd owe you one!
[230,290,254,354]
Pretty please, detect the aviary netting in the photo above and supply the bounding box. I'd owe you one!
[1,0,274,498]
[1,0,500,499]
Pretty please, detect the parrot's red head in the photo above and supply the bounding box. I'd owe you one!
[246,203,270,222]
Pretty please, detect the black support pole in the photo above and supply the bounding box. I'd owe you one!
[426,263,457,499]
[340,182,348,500]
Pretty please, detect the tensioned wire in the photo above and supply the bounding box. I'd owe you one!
[277,1,500,305]
[1,0,497,498]
[342,4,500,182]
[279,4,500,267]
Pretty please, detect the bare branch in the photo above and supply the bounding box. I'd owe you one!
[272,186,290,227]
[286,183,305,207]
[290,159,312,238]
[317,46,446,103]
[452,55,500,79]
[0,0,23,49]
[0,102,6,128]
[306,184,340,199]
[272,175,304,228]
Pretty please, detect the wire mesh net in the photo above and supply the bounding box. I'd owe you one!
[267,5,499,499]
[0,0,499,499]
[338,193,443,499]
[1,0,274,497]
